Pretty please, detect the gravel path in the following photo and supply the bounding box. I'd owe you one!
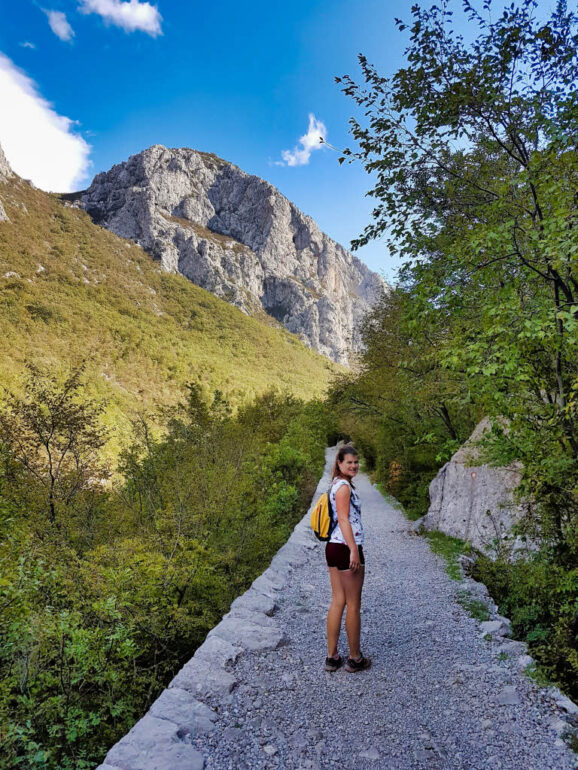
[193,449,576,769]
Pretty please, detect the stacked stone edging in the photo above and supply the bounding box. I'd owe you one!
[96,455,331,770]
[453,561,578,738]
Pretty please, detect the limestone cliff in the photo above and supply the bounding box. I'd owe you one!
[0,143,14,222]
[418,418,531,554]
[78,145,386,363]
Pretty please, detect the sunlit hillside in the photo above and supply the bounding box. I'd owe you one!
[0,177,338,455]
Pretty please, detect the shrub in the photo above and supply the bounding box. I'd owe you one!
[473,554,578,699]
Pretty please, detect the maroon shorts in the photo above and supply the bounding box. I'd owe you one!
[325,542,365,571]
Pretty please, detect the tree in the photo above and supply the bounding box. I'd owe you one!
[338,0,578,554]
[0,365,109,542]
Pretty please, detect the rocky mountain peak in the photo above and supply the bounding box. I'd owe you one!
[79,144,387,363]
[0,142,15,223]
[0,142,14,181]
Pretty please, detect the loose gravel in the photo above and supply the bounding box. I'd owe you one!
[193,450,577,769]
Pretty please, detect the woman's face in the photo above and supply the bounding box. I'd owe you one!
[338,452,359,479]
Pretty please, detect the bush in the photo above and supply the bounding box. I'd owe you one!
[472,554,578,699]
[0,385,335,768]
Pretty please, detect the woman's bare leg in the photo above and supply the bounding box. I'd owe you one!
[326,567,346,657]
[339,566,365,659]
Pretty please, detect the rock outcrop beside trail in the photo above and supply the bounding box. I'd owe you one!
[418,418,530,554]
[78,145,386,363]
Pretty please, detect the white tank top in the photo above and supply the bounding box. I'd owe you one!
[329,478,364,546]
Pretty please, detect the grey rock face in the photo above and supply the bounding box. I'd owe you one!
[0,143,14,181]
[79,144,386,362]
[420,418,531,554]
[0,142,14,223]
[102,714,205,770]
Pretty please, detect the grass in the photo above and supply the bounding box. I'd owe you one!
[161,213,251,255]
[0,178,340,458]
[422,530,471,581]
[524,661,555,689]
[456,589,490,621]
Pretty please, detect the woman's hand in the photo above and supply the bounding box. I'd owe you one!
[349,546,360,572]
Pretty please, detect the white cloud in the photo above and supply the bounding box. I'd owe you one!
[0,53,91,192]
[280,113,327,167]
[20,41,36,49]
[45,10,75,42]
[79,0,162,36]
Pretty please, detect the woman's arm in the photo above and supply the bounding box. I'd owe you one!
[334,484,360,571]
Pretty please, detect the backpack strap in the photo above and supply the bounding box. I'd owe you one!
[327,484,335,519]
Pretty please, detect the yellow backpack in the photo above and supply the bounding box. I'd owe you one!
[310,487,336,541]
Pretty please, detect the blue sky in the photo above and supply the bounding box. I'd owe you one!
[0,1,430,280]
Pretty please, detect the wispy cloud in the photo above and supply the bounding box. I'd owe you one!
[0,53,91,192]
[45,10,75,42]
[20,41,36,49]
[79,0,162,36]
[280,113,327,167]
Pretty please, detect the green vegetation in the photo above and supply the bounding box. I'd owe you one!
[0,368,336,768]
[1,3,577,762]
[456,590,490,622]
[0,178,336,457]
[331,0,577,697]
[422,531,470,582]
[0,170,342,767]
[374,481,404,513]
[472,553,578,699]
[524,662,555,690]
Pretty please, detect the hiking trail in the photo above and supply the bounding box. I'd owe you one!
[99,447,577,770]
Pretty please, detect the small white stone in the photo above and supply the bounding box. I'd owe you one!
[359,747,380,760]
[517,654,534,670]
[496,686,520,706]
[480,620,503,636]
[549,717,568,736]
[556,695,578,715]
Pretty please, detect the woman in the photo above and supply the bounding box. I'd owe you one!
[324,445,371,673]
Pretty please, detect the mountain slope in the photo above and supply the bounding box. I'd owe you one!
[76,145,386,363]
[0,171,338,455]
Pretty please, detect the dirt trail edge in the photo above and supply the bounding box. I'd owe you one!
[98,448,577,770]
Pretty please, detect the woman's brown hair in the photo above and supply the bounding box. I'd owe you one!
[331,445,359,487]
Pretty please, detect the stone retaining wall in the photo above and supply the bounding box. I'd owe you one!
[96,452,332,770]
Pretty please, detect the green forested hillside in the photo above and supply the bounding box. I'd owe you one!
[0,177,336,453]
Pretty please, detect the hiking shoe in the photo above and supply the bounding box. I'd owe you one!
[324,655,344,672]
[344,655,371,673]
